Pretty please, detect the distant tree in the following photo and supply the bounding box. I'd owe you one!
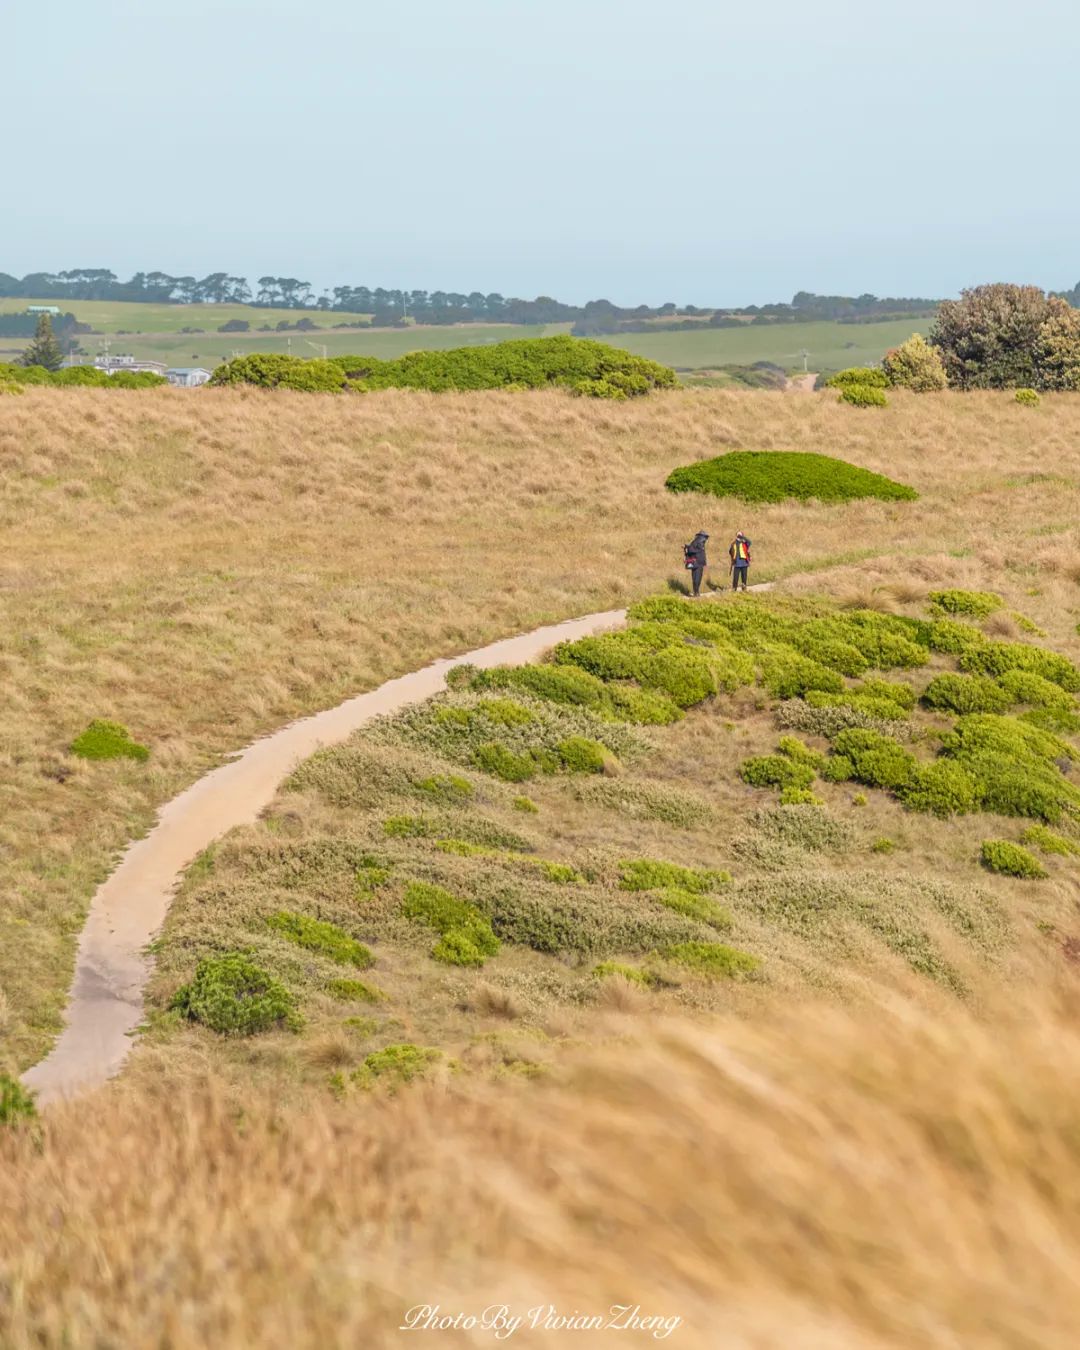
[931,284,1080,390]
[218,318,250,332]
[882,333,948,391]
[20,314,64,370]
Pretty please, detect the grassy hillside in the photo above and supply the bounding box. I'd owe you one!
[4,384,1080,1344]
[0,296,372,333]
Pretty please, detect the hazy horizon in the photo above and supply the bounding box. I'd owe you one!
[9,0,1080,307]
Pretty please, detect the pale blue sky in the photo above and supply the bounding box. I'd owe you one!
[8,0,1079,304]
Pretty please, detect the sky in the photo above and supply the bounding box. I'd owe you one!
[7,0,1080,306]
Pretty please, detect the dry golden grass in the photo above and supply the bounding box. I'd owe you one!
[4,382,1080,1070]
[4,992,1080,1348]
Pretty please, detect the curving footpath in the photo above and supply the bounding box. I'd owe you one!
[21,606,628,1105]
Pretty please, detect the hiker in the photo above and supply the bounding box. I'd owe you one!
[683,531,709,597]
[729,531,752,590]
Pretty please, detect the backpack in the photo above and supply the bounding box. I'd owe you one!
[683,543,697,570]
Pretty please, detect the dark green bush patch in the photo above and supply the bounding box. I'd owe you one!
[921,673,1012,715]
[960,641,1080,692]
[473,742,536,782]
[401,881,500,967]
[652,887,732,929]
[980,840,1048,879]
[1020,824,1080,857]
[0,1072,37,1127]
[660,941,761,978]
[739,755,816,790]
[170,953,301,1036]
[839,383,889,408]
[266,912,375,968]
[326,977,385,1003]
[619,858,730,893]
[928,589,1002,619]
[349,1043,444,1091]
[665,451,916,505]
[415,773,474,803]
[556,736,611,774]
[777,736,828,770]
[70,718,149,762]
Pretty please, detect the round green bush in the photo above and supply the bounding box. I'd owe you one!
[739,755,816,790]
[980,840,1047,879]
[839,383,889,408]
[927,589,1002,619]
[824,367,889,388]
[665,451,916,504]
[556,736,610,773]
[1015,388,1040,406]
[170,953,301,1035]
[896,760,982,817]
[70,718,150,762]
[921,673,1011,715]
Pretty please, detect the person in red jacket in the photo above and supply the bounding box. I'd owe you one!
[728,531,751,590]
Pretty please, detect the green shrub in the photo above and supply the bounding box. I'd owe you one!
[592,962,658,986]
[383,814,433,838]
[871,837,895,853]
[928,589,1002,619]
[401,881,500,966]
[1015,388,1040,406]
[556,736,610,774]
[825,366,889,388]
[895,759,982,817]
[70,718,149,762]
[473,742,536,782]
[980,840,1047,879]
[635,646,719,707]
[1019,824,1080,856]
[855,678,918,710]
[739,755,816,790]
[758,647,845,699]
[882,334,948,391]
[661,941,761,978]
[777,736,828,770]
[960,641,1080,692]
[326,978,385,1003]
[415,773,474,802]
[652,887,732,928]
[820,754,854,782]
[839,383,889,408]
[927,619,988,656]
[779,786,824,805]
[474,698,534,726]
[921,673,1012,715]
[804,690,909,723]
[0,1072,37,1127]
[665,450,915,504]
[170,953,300,1035]
[605,684,685,724]
[832,729,918,791]
[208,353,347,391]
[266,912,375,968]
[619,858,729,893]
[940,714,1080,822]
[513,795,538,813]
[998,669,1080,713]
[350,1043,443,1091]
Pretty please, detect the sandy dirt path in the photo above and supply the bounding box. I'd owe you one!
[22,606,630,1105]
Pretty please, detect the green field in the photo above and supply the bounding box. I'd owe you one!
[599,318,930,373]
[0,297,928,373]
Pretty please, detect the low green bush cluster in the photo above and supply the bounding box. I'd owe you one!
[473,742,538,782]
[980,840,1047,879]
[960,641,1080,692]
[832,729,918,792]
[349,1043,443,1091]
[70,718,149,762]
[619,858,729,893]
[804,689,909,722]
[939,715,1080,822]
[401,881,500,966]
[779,787,824,805]
[665,450,916,504]
[928,589,1002,619]
[415,773,474,802]
[926,618,988,656]
[266,911,374,968]
[0,362,166,389]
[170,953,301,1035]
[469,662,682,725]
[921,673,1011,715]
[739,755,816,790]
[825,367,889,389]
[997,670,1080,732]
[211,337,676,399]
[839,383,889,408]
[326,977,385,1003]
[0,1072,37,1127]
[1020,824,1080,856]
[592,962,659,987]
[652,887,732,928]
[777,736,828,770]
[1015,388,1040,406]
[553,631,730,708]
[660,941,761,978]
[556,736,610,773]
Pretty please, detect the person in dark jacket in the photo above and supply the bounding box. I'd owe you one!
[728,531,751,590]
[684,531,709,597]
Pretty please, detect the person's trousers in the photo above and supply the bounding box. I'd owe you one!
[732,564,749,590]
[690,565,704,596]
